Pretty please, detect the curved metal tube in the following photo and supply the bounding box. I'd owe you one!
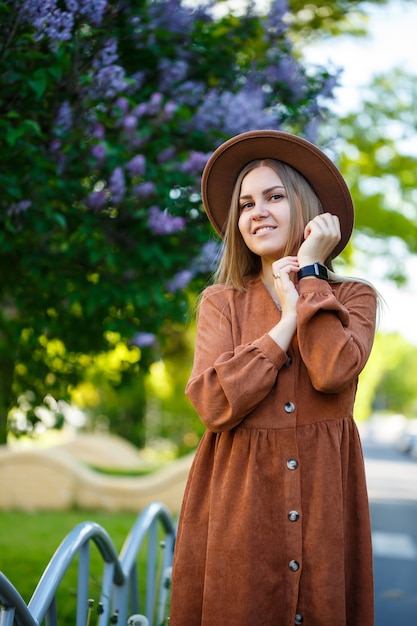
[0,502,176,626]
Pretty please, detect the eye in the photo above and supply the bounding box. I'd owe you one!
[269,193,284,201]
[239,201,254,212]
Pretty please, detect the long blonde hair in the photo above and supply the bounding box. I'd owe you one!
[214,159,335,290]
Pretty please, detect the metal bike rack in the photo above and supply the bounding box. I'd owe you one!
[0,502,176,626]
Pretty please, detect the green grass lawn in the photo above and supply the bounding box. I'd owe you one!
[0,509,151,625]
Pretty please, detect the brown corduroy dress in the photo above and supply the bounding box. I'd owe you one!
[170,276,376,626]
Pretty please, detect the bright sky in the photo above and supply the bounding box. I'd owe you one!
[306,1,417,114]
[306,0,417,345]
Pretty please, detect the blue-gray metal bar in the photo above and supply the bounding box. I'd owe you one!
[156,535,174,625]
[119,503,176,574]
[98,560,115,626]
[44,595,57,626]
[0,572,36,626]
[115,502,176,626]
[76,542,90,626]
[0,502,176,626]
[128,561,139,615]
[28,521,124,624]
[146,518,157,621]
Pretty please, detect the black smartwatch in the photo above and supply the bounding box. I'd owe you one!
[297,262,329,281]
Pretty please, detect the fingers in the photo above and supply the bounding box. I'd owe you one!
[272,256,299,281]
[271,257,299,315]
[304,213,341,241]
[299,213,341,263]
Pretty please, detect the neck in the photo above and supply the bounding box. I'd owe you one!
[260,265,282,311]
[261,260,275,292]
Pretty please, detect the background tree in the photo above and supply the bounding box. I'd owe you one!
[0,0,339,445]
[334,69,417,281]
[356,332,417,421]
[3,0,416,449]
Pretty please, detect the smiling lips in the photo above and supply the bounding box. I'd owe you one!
[253,225,277,235]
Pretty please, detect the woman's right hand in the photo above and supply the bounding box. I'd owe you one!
[271,256,299,317]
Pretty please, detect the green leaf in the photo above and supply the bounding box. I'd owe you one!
[28,78,47,99]
[53,213,67,229]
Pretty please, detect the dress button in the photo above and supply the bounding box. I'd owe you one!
[286,458,298,470]
[289,560,300,572]
[295,614,304,624]
[284,401,295,413]
[288,510,300,522]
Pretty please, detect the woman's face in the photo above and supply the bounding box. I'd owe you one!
[238,165,292,262]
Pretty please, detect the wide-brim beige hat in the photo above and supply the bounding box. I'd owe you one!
[201,129,354,258]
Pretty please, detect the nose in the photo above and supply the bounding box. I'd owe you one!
[251,200,269,219]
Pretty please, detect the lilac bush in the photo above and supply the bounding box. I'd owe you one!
[148,206,186,235]
[0,0,339,442]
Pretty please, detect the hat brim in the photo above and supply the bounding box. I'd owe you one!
[201,130,354,258]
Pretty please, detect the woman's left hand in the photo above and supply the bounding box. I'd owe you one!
[297,213,341,266]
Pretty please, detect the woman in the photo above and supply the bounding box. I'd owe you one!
[170,130,377,626]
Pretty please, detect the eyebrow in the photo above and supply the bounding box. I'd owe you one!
[239,185,285,201]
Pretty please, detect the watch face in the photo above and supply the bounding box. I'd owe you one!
[298,263,328,281]
[316,263,328,279]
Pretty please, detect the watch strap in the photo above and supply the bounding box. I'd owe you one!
[297,262,329,281]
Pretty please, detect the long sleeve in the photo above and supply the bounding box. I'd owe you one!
[185,286,289,432]
[297,279,377,393]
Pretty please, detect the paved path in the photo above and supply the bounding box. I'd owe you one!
[363,435,417,625]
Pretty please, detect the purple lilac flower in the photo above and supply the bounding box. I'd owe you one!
[133,103,148,118]
[86,65,128,100]
[193,240,221,273]
[319,71,341,100]
[157,147,176,164]
[175,80,205,107]
[86,40,129,100]
[180,151,209,175]
[20,0,74,43]
[92,124,105,139]
[148,0,193,36]
[147,92,163,115]
[19,0,107,40]
[49,138,61,152]
[114,97,130,115]
[54,101,73,137]
[132,181,156,198]
[158,59,189,90]
[148,206,185,235]
[93,38,118,69]
[126,154,146,177]
[46,9,74,42]
[166,269,194,293]
[109,167,126,204]
[268,56,307,101]
[123,114,138,132]
[85,190,107,210]
[130,332,157,348]
[265,0,289,35]
[303,118,320,145]
[191,87,276,135]
[77,0,107,26]
[129,72,145,93]
[7,200,32,217]
[163,101,178,120]
[65,0,79,11]
[91,143,107,164]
